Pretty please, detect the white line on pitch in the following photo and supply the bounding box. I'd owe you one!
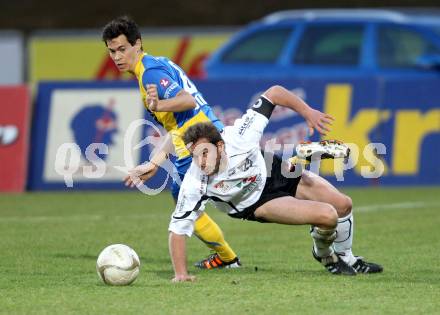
[0,213,158,223]
[1,202,439,222]
[356,201,440,212]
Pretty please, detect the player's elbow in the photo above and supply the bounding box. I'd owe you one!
[187,96,197,109]
[181,96,197,111]
[177,90,197,110]
[264,85,285,104]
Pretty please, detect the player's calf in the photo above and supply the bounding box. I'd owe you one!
[315,203,339,229]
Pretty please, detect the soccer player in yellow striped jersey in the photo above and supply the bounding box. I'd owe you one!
[102,16,240,269]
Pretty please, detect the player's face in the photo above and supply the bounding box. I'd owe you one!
[106,35,141,73]
[190,138,224,176]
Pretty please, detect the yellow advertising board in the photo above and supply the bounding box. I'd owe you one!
[29,33,231,83]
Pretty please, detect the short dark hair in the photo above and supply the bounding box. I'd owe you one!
[102,16,142,47]
[183,122,223,146]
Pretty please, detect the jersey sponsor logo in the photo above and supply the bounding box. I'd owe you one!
[214,176,260,194]
[243,175,258,183]
[214,180,225,189]
[160,78,170,87]
[0,125,19,146]
[164,82,179,99]
[234,174,258,189]
[213,180,233,193]
[238,115,255,136]
[241,174,262,194]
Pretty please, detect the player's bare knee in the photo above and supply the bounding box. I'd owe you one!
[333,193,352,217]
[253,206,267,220]
[338,195,353,217]
[345,195,353,213]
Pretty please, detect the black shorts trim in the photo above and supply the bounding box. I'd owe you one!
[229,153,302,222]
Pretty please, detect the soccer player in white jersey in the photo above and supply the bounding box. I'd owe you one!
[167,85,383,282]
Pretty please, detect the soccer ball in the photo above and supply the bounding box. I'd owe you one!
[96,244,140,286]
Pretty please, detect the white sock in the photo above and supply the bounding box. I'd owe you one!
[333,212,357,265]
[311,226,336,258]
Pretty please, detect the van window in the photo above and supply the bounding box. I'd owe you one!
[378,26,440,68]
[294,25,363,65]
[222,28,292,63]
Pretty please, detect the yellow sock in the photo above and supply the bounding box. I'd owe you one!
[194,212,237,262]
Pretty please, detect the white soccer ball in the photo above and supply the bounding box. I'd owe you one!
[96,244,140,286]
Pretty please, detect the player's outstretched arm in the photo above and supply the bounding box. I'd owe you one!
[147,84,196,112]
[264,85,334,136]
[123,162,159,188]
[123,133,174,187]
[169,232,195,283]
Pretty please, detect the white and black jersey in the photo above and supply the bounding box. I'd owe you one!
[169,96,275,237]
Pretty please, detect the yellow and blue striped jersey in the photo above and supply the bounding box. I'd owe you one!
[134,53,223,167]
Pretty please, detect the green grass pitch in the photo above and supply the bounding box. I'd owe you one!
[1,187,440,314]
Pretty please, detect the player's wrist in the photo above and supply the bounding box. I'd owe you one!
[174,272,189,277]
[299,104,313,118]
[149,160,160,168]
[172,274,195,283]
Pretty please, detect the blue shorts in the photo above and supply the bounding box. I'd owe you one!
[171,157,192,201]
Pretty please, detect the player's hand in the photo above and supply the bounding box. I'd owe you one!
[123,162,159,188]
[305,108,334,136]
[146,84,159,111]
[171,274,196,283]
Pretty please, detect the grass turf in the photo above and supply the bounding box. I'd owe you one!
[1,187,439,314]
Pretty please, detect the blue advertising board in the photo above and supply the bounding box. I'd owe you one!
[28,81,169,190]
[28,78,440,190]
